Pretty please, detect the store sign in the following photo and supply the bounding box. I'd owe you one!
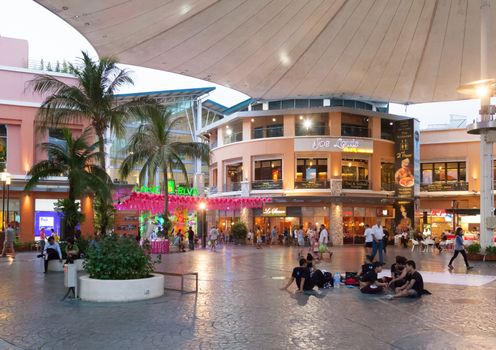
[294,137,373,153]
[134,182,199,197]
[262,207,286,217]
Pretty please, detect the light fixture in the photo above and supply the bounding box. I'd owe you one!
[5,176,11,186]
[198,202,207,210]
[304,119,312,130]
[272,118,276,122]
[309,161,313,166]
[226,129,233,136]
[226,125,230,129]
[271,162,274,168]
[299,115,304,120]
[251,118,255,122]
[389,121,393,126]
[457,79,495,97]
[348,162,352,167]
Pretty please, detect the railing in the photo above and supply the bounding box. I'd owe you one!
[210,141,218,149]
[223,131,243,145]
[421,181,469,192]
[341,125,370,138]
[294,180,330,189]
[342,180,370,190]
[223,182,241,192]
[381,183,395,191]
[252,125,284,139]
[251,180,283,190]
[295,125,330,137]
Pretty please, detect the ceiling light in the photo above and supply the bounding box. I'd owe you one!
[299,115,304,120]
[304,119,312,130]
[272,118,276,122]
[251,118,255,122]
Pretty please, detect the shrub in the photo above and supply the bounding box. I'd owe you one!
[231,221,248,242]
[467,243,481,254]
[84,234,153,280]
[484,245,496,255]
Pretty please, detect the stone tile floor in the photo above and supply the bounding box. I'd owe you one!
[0,245,496,350]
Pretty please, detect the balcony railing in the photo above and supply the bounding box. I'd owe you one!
[295,125,330,137]
[251,180,283,190]
[421,181,469,192]
[223,182,242,192]
[294,180,330,189]
[341,125,370,138]
[223,131,243,145]
[342,180,370,190]
[210,141,218,149]
[252,125,284,139]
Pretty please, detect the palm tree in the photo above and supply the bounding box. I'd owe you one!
[25,128,111,238]
[120,105,209,224]
[28,51,153,170]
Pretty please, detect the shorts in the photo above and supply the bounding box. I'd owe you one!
[408,289,420,298]
[365,242,373,248]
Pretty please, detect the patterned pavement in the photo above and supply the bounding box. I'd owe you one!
[0,245,495,350]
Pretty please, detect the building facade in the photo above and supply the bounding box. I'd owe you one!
[0,36,93,242]
[201,100,412,244]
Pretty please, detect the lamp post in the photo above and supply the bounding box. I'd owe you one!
[6,175,10,230]
[458,79,496,249]
[198,201,207,248]
[0,172,10,232]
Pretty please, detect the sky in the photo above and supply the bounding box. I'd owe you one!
[0,0,484,128]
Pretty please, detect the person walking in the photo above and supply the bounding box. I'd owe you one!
[363,224,373,257]
[1,224,15,257]
[370,219,385,263]
[448,227,473,271]
[318,224,332,260]
[209,225,219,252]
[187,226,195,251]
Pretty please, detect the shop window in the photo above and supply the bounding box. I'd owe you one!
[295,113,328,136]
[252,117,283,139]
[381,163,394,191]
[0,125,6,171]
[223,123,243,144]
[342,158,369,189]
[295,158,328,189]
[421,162,467,191]
[341,114,370,137]
[253,159,282,189]
[225,162,243,191]
[48,128,67,161]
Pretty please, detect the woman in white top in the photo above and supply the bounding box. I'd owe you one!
[318,225,332,260]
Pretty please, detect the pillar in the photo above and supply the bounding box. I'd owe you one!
[370,117,381,139]
[20,192,34,242]
[329,112,341,136]
[283,115,295,137]
[330,203,343,245]
[80,195,94,237]
[242,118,251,141]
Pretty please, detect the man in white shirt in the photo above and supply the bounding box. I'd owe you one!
[318,224,332,260]
[209,226,219,252]
[43,236,62,273]
[363,224,373,257]
[371,219,385,263]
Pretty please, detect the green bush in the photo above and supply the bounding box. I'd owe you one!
[484,245,496,255]
[231,221,248,242]
[84,234,153,280]
[467,243,481,254]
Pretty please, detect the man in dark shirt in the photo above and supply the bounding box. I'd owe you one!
[390,260,424,299]
[360,262,387,294]
[386,256,407,289]
[187,226,195,251]
[281,258,315,292]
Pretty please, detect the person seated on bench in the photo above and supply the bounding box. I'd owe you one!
[43,236,62,273]
[65,238,80,264]
[359,262,387,294]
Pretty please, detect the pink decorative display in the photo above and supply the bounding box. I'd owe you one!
[115,192,271,214]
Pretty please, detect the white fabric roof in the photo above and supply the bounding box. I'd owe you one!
[37,0,496,103]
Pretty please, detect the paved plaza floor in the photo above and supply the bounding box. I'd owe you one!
[1,245,496,350]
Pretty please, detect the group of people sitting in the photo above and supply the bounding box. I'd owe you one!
[283,252,429,300]
[37,236,80,273]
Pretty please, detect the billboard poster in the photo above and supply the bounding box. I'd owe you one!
[394,200,415,233]
[394,120,417,198]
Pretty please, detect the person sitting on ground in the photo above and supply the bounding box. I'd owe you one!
[358,254,375,278]
[359,262,388,294]
[65,238,80,264]
[43,236,62,273]
[386,255,408,289]
[281,258,314,293]
[390,260,428,299]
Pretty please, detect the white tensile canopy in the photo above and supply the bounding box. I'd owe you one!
[36,0,496,103]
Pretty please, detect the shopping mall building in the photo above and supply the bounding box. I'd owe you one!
[201,100,493,244]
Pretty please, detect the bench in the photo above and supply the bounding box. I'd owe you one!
[156,271,198,294]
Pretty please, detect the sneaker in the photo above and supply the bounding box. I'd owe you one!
[467,266,474,270]
[448,265,454,270]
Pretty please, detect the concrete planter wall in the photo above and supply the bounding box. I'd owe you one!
[79,273,164,302]
[47,259,85,272]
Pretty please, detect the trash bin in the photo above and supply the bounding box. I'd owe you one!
[64,263,77,298]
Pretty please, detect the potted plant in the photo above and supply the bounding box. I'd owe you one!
[484,245,496,261]
[231,221,248,245]
[466,243,484,261]
[79,234,164,302]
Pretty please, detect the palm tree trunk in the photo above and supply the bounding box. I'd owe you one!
[96,130,106,170]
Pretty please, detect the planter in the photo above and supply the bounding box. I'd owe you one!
[79,273,164,302]
[467,253,484,261]
[484,254,496,262]
[47,259,85,272]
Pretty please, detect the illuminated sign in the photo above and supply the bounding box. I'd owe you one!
[262,207,286,217]
[134,182,199,197]
[294,137,373,153]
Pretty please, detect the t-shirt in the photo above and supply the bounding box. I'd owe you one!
[364,228,373,243]
[454,235,464,251]
[210,228,218,240]
[291,266,314,291]
[390,263,404,278]
[361,270,378,283]
[319,229,329,244]
[371,225,384,240]
[406,271,424,294]
[361,263,374,276]
[187,229,194,240]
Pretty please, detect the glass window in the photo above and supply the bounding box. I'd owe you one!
[295,99,309,108]
[421,162,467,191]
[0,125,6,172]
[295,113,328,136]
[223,123,243,144]
[342,158,369,189]
[266,124,283,137]
[268,101,281,110]
[381,119,395,141]
[381,163,394,190]
[296,158,327,182]
[446,162,459,181]
[282,100,294,109]
[254,159,282,181]
[225,163,243,191]
[434,163,445,182]
[421,163,433,184]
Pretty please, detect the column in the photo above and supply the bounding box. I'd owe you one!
[19,192,34,242]
[329,112,341,136]
[242,118,251,141]
[330,203,343,245]
[283,115,295,137]
[370,117,381,139]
